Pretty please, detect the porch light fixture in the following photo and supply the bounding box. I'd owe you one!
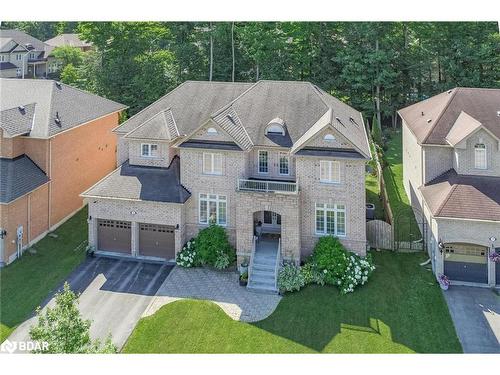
[438,240,444,253]
[489,237,496,243]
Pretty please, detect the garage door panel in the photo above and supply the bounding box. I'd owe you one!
[444,243,488,284]
[97,220,131,254]
[139,223,175,260]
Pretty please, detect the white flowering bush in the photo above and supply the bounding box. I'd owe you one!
[337,253,376,294]
[176,239,199,267]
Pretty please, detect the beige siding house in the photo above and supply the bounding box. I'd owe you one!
[399,87,500,287]
[82,80,371,293]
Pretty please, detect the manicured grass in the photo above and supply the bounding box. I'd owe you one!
[381,129,420,238]
[0,207,88,342]
[123,251,462,353]
[366,172,384,220]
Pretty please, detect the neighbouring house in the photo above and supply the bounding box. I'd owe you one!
[0,78,126,266]
[0,29,59,79]
[45,33,93,52]
[399,87,500,287]
[82,80,371,292]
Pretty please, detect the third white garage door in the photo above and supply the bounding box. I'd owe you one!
[138,223,175,260]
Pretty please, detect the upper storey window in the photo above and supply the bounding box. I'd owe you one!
[141,143,158,157]
[265,118,285,136]
[320,160,340,183]
[474,143,487,169]
[258,150,269,173]
[324,133,336,142]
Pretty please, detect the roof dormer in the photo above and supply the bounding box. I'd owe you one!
[265,117,285,135]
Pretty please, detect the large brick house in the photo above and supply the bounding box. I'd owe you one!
[399,87,500,287]
[82,80,371,292]
[0,78,126,266]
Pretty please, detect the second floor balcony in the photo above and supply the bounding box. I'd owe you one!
[237,178,299,195]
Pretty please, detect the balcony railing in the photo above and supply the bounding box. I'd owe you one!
[237,178,299,194]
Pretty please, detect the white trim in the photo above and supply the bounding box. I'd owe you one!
[202,152,223,175]
[319,160,340,184]
[474,143,487,169]
[140,143,159,158]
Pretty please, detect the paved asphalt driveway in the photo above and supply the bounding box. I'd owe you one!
[444,286,500,353]
[7,257,172,352]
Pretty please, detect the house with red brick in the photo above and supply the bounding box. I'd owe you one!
[0,78,126,266]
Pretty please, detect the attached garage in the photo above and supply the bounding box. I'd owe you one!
[97,219,132,254]
[138,223,175,260]
[443,243,488,284]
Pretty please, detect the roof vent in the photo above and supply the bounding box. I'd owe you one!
[349,117,359,126]
[497,111,500,117]
[55,81,62,89]
[335,117,345,127]
[427,119,432,123]
[447,89,453,94]
[55,112,62,127]
[421,111,424,116]
[18,105,25,113]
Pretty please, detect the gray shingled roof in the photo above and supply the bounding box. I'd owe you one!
[45,33,92,48]
[124,109,178,141]
[114,81,253,135]
[0,79,126,138]
[1,103,36,137]
[81,157,190,204]
[399,88,500,145]
[117,80,369,158]
[179,140,242,151]
[419,169,500,221]
[0,29,50,57]
[0,62,17,70]
[0,155,49,203]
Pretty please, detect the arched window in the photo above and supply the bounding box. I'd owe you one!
[474,143,487,169]
[207,127,218,135]
[324,133,336,142]
[265,118,285,135]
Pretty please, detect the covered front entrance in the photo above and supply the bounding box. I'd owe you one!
[254,210,281,235]
[443,243,488,284]
[97,219,132,254]
[138,223,176,260]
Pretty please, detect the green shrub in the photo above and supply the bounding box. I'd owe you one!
[371,114,382,145]
[311,236,376,294]
[311,236,349,285]
[278,263,305,293]
[196,224,235,269]
[300,262,326,286]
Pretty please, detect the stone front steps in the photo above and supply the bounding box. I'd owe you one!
[247,241,279,294]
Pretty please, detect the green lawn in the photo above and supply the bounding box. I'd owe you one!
[382,129,420,239]
[0,207,88,342]
[123,251,462,353]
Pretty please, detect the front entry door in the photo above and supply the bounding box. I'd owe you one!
[263,211,281,233]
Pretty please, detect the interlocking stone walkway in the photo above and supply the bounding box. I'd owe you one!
[143,266,282,322]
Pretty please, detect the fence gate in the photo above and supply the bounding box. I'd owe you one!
[366,220,393,250]
[392,207,426,252]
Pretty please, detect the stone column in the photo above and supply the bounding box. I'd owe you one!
[487,246,495,287]
[88,216,97,250]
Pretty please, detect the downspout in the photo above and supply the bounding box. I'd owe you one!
[0,227,5,267]
[48,138,52,229]
[27,193,31,244]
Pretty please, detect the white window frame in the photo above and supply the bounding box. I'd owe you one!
[15,53,23,61]
[198,193,227,226]
[474,143,487,170]
[279,152,290,175]
[258,150,269,174]
[0,55,6,62]
[319,160,340,183]
[141,143,159,158]
[315,203,346,237]
[29,52,36,60]
[203,152,223,175]
[266,124,285,135]
[324,133,336,142]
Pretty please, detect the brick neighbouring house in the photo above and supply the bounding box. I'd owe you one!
[399,87,500,287]
[82,80,371,293]
[0,78,126,266]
